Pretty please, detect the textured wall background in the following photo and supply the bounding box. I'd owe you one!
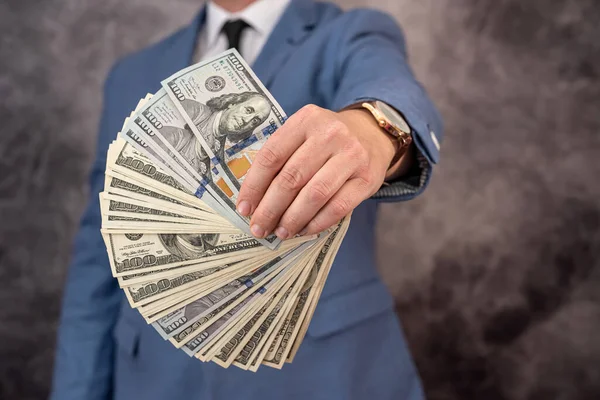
[1,0,599,399]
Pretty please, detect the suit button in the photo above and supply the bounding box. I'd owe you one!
[430,129,440,150]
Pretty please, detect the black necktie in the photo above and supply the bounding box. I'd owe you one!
[222,19,250,55]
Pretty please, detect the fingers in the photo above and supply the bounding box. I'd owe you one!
[248,139,332,238]
[237,104,381,239]
[274,155,357,238]
[236,110,309,216]
[300,177,372,236]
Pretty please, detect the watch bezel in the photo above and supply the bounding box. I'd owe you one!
[374,100,411,134]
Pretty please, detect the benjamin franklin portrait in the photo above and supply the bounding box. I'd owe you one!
[158,91,271,182]
[159,233,220,260]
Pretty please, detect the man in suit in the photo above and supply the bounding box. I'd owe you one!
[51,0,443,399]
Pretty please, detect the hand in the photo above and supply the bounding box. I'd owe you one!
[236,104,405,239]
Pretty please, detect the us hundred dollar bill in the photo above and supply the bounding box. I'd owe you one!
[124,267,218,306]
[134,89,255,234]
[233,287,292,368]
[153,271,261,341]
[213,299,271,365]
[134,89,222,198]
[157,241,313,342]
[127,112,203,190]
[107,138,201,205]
[232,252,317,369]
[98,192,214,226]
[182,292,258,356]
[119,122,198,190]
[161,49,287,197]
[99,194,234,234]
[138,87,281,250]
[99,192,208,224]
[190,260,300,360]
[104,174,197,211]
[262,221,347,368]
[102,231,262,277]
[211,243,320,366]
[233,288,293,370]
[214,265,304,368]
[118,124,241,227]
[121,260,252,307]
[106,138,282,248]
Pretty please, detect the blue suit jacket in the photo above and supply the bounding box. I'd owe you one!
[51,1,442,399]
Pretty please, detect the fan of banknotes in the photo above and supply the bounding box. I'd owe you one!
[99,49,351,371]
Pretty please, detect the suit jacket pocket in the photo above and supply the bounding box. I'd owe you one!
[307,279,395,339]
[113,316,140,358]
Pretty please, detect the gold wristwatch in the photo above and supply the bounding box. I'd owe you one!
[361,101,413,168]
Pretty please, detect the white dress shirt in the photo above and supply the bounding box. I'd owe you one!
[193,0,291,65]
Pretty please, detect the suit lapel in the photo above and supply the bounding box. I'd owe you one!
[154,6,206,86]
[152,1,316,89]
[252,0,317,88]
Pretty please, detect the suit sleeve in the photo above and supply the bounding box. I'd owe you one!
[329,9,444,202]
[50,64,123,400]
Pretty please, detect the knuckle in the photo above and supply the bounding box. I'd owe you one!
[309,217,328,234]
[300,104,320,116]
[364,169,377,185]
[358,172,380,195]
[330,196,352,217]
[323,119,347,141]
[332,119,349,134]
[307,180,332,204]
[295,104,320,123]
[241,178,261,196]
[276,166,304,191]
[363,171,377,188]
[281,212,302,230]
[347,139,367,160]
[256,146,281,169]
[255,206,278,223]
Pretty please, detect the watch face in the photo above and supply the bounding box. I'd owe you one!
[376,101,411,134]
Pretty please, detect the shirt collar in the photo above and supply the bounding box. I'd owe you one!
[204,0,291,49]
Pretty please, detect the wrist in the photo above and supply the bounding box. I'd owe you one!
[338,109,396,175]
[384,142,415,181]
[356,101,414,182]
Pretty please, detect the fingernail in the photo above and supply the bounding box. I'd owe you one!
[237,200,251,216]
[298,227,308,236]
[275,226,288,240]
[250,224,265,238]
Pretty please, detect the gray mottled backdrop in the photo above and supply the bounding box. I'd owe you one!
[1,0,599,399]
